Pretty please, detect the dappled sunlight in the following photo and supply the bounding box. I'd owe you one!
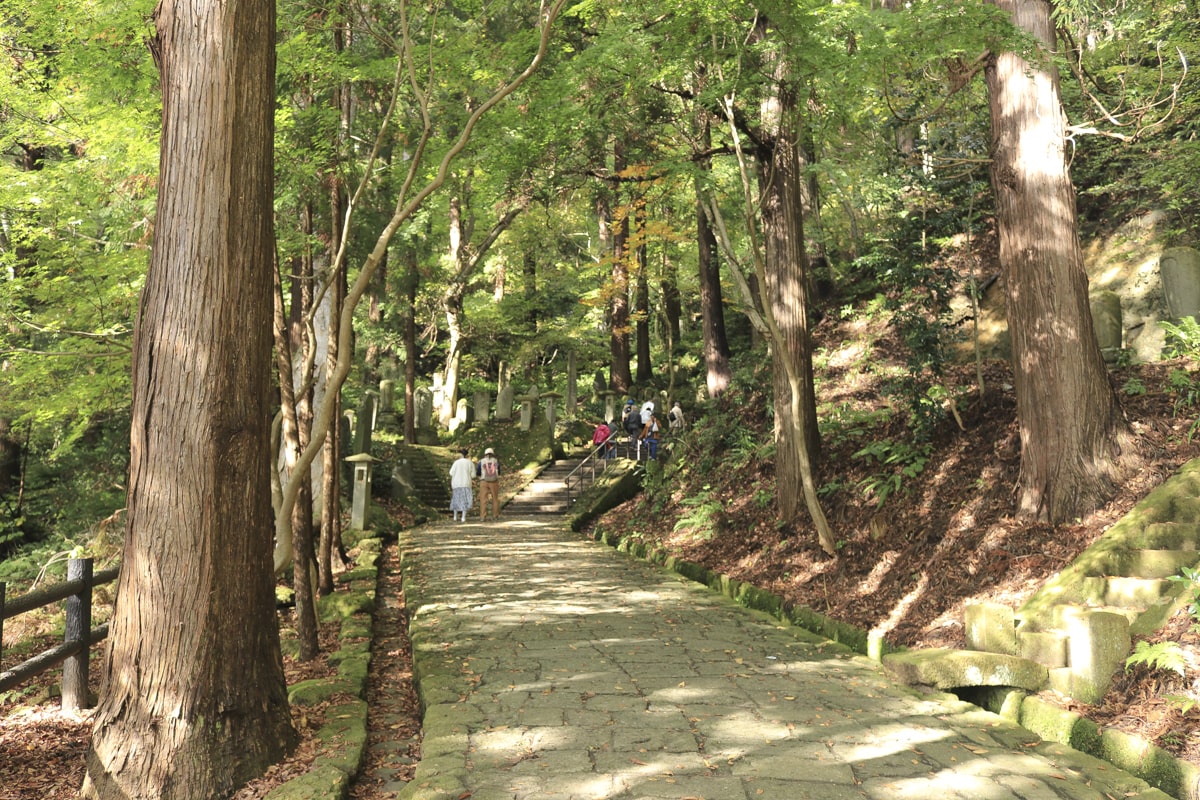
[398,517,1165,799]
[834,721,953,762]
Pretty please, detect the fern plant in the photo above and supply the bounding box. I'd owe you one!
[1125,640,1188,677]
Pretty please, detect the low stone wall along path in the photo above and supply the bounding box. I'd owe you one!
[397,517,1171,800]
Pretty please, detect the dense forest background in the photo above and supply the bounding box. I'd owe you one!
[2,0,1200,794]
[1,0,1196,567]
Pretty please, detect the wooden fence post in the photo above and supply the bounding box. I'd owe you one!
[62,558,93,712]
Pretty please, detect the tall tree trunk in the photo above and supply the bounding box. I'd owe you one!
[985,0,1131,522]
[403,250,419,443]
[83,0,297,794]
[318,5,351,596]
[523,251,538,328]
[660,247,681,400]
[288,206,319,657]
[760,90,820,519]
[695,111,732,398]
[605,143,633,394]
[634,199,653,385]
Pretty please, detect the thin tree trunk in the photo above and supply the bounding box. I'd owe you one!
[984,0,1131,522]
[606,143,633,394]
[695,110,732,398]
[403,250,418,443]
[84,0,296,793]
[634,199,653,385]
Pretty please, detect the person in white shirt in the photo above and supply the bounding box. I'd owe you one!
[448,449,475,522]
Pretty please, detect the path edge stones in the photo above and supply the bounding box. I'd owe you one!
[587,525,1198,800]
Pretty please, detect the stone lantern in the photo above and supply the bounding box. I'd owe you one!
[344,452,380,531]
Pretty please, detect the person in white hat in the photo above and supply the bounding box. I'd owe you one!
[477,447,502,521]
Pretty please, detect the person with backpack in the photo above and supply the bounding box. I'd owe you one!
[592,420,613,459]
[477,447,502,521]
[448,449,475,522]
[640,412,660,460]
[668,401,686,434]
[622,400,642,441]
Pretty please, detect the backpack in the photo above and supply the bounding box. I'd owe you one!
[668,411,677,423]
[481,457,499,480]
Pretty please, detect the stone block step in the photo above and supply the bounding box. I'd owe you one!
[1118,521,1200,551]
[1059,575,1173,608]
[1079,548,1200,579]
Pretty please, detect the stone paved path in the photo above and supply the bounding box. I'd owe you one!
[396,517,1171,800]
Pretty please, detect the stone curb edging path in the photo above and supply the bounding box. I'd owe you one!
[261,534,389,800]
[589,520,1200,800]
[396,516,1172,800]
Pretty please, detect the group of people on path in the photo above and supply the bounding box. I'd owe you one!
[594,398,685,462]
[448,447,502,522]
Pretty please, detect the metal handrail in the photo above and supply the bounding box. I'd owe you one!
[563,432,621,509]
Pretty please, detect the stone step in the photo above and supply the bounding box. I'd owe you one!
[1059,575,1174,608]
[1115,521,1200,551]
[1080,548,1200,579]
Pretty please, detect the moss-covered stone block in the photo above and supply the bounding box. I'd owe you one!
[1061,607,1130,704]
[336,654,370,690]
[336,566,377,585]
[736,583,782,617]
[1017,630,1068,667]
[1099,726,1200,799]
[288,677,360,706]
[965,602,1020,655]
[356,537,382,555]
[313,699,369,776]
[338,621,371,644]
[1017,695,1102,754]
[318,589,375,620]
[882,648,1048,691]
[262,763,350,800]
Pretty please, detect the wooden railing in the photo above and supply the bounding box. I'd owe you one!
[0,558,118,711]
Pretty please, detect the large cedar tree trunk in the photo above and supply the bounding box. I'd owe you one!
[82,0,297,796]
[985,0,1130,522]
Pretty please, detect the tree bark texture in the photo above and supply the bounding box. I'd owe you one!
[601,162,632,393]
[984,0,1129,522]
[83,0,297,796]
[634,200,653,385]
[759,90,820,522]
[695,116,732,398]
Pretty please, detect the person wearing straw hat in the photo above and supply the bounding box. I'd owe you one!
[477,447,502,520]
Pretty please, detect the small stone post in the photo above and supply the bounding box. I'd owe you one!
[346,453,380,531]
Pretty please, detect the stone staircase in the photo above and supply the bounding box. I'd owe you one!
[504,460,577,515]
[886,458,1200,705]
[395,445,450,511]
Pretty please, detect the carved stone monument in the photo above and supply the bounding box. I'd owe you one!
[1090,291,1122,363]
[473,391,490,425]
[1160,246,1200,322]
[496,363,514,420]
